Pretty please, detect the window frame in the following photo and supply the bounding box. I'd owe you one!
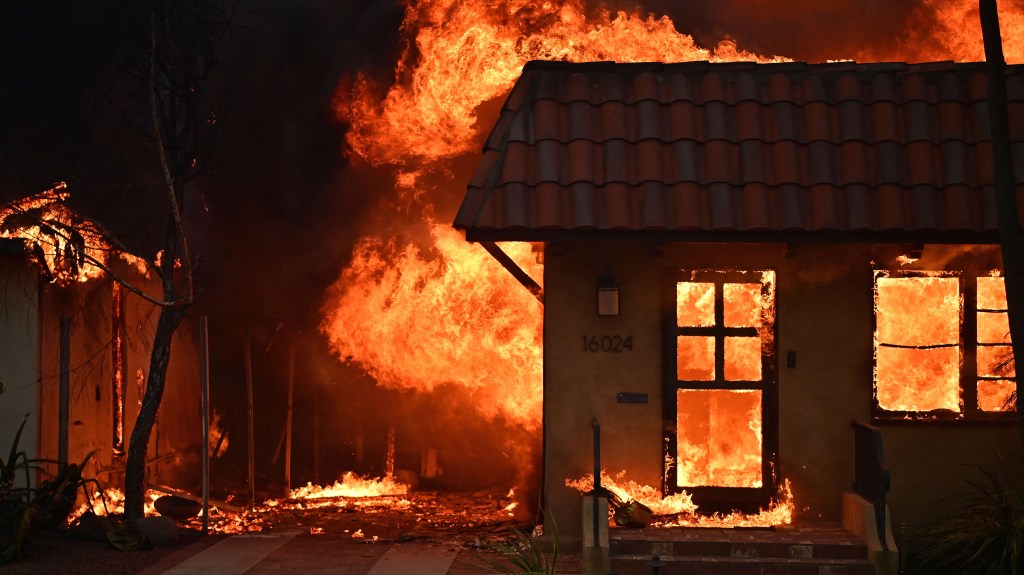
[872,269,1017,422]
[662,268,779,513]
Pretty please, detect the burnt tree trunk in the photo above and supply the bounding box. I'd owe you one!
[124,206,191,519]
[123,302,188,520]
[980,0,1024,455]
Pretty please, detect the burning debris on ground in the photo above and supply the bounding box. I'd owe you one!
[567,471,794,529]
[67,476,527,545]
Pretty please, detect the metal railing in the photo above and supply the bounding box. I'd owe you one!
[851,420,891,550]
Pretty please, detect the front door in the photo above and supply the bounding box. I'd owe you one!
[664,269,778,513]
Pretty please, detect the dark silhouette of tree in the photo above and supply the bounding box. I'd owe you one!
[114,0,235,520]
[2,0,234,520]
[980,0,1024,455]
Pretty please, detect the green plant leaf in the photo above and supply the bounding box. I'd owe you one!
[475,510,561,575]
[1,415,30,480]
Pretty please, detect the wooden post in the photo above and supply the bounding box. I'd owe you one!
[313,407,320,484]
[244,333,255,510]
[385,421,395,478]
[271,426,285,465]
[285,340,295,494]
[58,316,71,468]
[355,409,364,466]
[199,316,210,534]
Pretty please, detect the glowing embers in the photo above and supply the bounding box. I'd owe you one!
[977,276,1016,412]
[873,273,961,413]
[677,389,763,488]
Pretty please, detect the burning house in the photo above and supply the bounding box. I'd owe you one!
[0,190,202,496]
[454,59,1024,552]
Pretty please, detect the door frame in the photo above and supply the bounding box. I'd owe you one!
[661,268,779,514]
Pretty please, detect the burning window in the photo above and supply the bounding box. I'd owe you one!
[873,271,1016,418]
[977,276,1016,412]
[670,270,775,492]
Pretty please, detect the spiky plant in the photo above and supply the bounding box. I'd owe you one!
[477,513,560,575]
[0,415,35,564]
[906,465,1024,575]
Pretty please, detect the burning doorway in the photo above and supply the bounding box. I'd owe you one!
[668,270,778,513]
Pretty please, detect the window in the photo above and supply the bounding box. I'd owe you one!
[977,276,1017,412]
[873,270,1016,420]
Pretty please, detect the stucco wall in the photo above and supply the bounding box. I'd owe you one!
[543,242,666,543]
[37,271,201,490]
[0,249,39,487]
[38,279,117,481]
[543,241,1018,546]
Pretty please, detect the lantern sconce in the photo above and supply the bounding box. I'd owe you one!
[596,274,619,316]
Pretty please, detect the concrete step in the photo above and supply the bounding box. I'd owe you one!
[607,523,875,575]
[610,554,875,575]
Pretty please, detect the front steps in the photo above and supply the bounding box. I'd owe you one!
[607,523,876,575]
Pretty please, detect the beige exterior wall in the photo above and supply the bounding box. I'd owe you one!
[36,269,202,490]
[543,241,1018,546]
[0,249,40,487]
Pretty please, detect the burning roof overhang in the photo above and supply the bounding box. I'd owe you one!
[455,59,1024,245]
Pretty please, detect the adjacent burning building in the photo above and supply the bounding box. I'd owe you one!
[455,59,1024,546]
[0,190,202,494]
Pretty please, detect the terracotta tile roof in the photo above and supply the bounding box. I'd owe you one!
[455,60,1024,242]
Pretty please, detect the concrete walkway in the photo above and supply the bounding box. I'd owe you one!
[160,532,300,574]
[148,534,482,575]
[366,544,459,575]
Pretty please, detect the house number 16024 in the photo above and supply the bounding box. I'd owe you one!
[582,335,633,352]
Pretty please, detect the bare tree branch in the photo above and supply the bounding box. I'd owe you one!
[149,7,195,307]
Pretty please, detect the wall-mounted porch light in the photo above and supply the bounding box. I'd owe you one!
[597,274,619,316]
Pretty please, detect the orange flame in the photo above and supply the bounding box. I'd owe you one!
[290,472,410,499]
[873,0,1024,64]
[673,272,774,489]
[321,223,543,429]
[566,471,793,528]
[326,0,783,450]
[323,0,1022,507]
[874,273,962,413]
[977,274,1016,412]
[340,0,787,167]
[209,410,229,458]
[69,488,160,525]
[0,183,149,284]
